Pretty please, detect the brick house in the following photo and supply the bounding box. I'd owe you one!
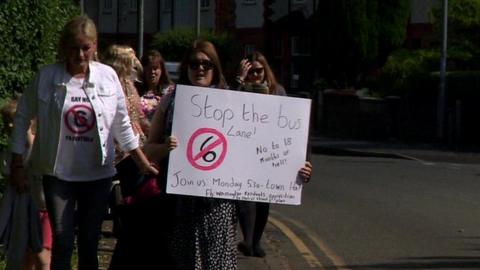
[83,0,438,93]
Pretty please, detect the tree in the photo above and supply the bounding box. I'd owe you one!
[313,0,410,87]
[0,0,79,149]
[0,0,80,98]
[150,28,238,77]
[431,0,480,70]
[377,1,411,61]
[376,0,480,97]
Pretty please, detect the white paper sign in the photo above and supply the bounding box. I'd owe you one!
[166,85,311,205]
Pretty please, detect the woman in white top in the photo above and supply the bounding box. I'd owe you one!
[9,15,157,270]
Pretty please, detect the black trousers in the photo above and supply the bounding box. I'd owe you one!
[237,201,270,248]
[109,195,175,270]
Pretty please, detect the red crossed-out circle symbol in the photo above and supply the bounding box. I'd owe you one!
[187,128,228,171]
[64,104,96,134]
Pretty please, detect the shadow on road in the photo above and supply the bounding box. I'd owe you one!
[325,256,480,269]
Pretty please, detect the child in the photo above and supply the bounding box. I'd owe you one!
[0,97,52,270]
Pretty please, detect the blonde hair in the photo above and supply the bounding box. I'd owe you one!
[58,15,97,61]
[102,44,142,80]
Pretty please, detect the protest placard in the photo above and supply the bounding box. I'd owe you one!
[166,84,311,205]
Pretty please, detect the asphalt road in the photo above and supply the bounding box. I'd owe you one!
[270,153,480,269]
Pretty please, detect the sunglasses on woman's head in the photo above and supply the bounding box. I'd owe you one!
[248,67,264,75]
[189,59,214,71]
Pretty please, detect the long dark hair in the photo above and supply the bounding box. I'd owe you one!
[141,49,173,95]
[178,40,226,89]
[246,51,278,94]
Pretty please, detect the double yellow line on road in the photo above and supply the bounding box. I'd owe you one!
[269,211,350,270]
[269,216,323,268]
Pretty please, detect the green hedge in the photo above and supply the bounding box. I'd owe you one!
[401,70,480,100]
[438,71,480,100]
[371,49,440,97]
[150,28,239,79]
[0,1,79,150]
[374,51,480,99]
[150,28,237,61]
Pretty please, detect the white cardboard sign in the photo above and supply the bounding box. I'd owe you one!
[166,84,311,205]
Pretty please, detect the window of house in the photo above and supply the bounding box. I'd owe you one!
[201,0,210,10]
[129,0,138,12]
[290,63,300,89]
[243,0,257,5]
[411,38,422,49]
[102,0,113,14]
[244,44,255,56]
[273,37,283,57]
[163,0,172,12]
[291,36,311,56]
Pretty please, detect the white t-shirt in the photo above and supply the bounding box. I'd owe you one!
[54,76,115,181]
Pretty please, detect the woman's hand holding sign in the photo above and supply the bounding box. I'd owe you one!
[298,161,312,183]
[165,135,178,151]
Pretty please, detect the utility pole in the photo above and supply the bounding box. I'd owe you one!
[196,0,201,38]
[79,0,84,14]
[170,0,175,30]
[116,0,121,41]
[437,0,448,139]
[137,0,144,58]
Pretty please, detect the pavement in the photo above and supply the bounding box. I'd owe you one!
[238,135,480,269]
[237,222,292,270]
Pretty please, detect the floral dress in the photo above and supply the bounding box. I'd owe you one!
[140,85,175,120]
[140,90,161,120]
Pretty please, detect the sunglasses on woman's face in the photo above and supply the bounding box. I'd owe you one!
[248,67,264,75]
[189,59,214,71]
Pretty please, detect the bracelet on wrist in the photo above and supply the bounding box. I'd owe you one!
[235,76,244,85]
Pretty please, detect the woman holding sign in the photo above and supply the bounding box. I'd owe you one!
[146,40,236,269]
[235,51,313,257]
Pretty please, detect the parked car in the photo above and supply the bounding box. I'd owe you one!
[165,61,180,82]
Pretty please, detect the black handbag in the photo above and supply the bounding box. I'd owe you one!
[115,156,161,204]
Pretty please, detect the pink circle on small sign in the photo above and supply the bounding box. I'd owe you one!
[187,128,228,171]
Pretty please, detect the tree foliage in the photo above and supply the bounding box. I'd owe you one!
[431,0,480,69]
[314,0,410,87]
[376,0,480,97]
[0,0,79,98]
[150,28,239,78]
[375,49,440,96]
[0,0,79,149]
